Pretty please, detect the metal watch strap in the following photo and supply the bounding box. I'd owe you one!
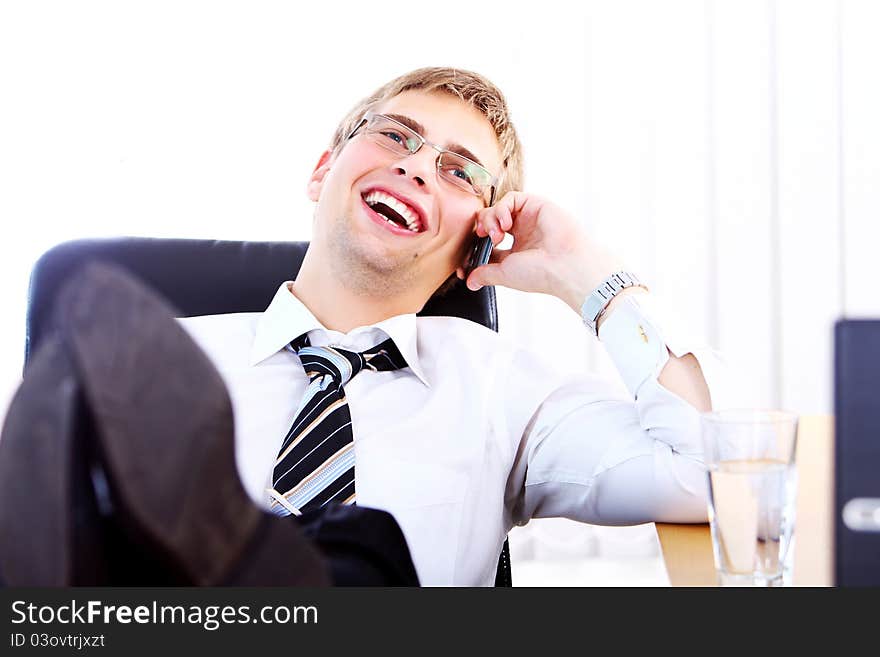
[580,271,646,336]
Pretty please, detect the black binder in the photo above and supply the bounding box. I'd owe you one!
[834,319,880,586]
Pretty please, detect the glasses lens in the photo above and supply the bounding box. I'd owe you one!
[438,152,493,198]
[364,115,420,155]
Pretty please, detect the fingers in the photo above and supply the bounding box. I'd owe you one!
[475,191,533,245]
[498,200,514,232]
[475,219,504,246]
[476,196,509,237]
[474,213,505,245]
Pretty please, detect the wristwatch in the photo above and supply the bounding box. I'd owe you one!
[580,271,647,336]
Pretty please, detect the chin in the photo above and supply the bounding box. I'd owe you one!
[327,234,413,294]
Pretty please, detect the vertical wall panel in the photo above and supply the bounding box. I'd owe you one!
[642,1,713,351]
[494,4,594,380]
[710,0,778,408]
[776,0,843,414]
[586,1,715,390]
[585,1,714,385]
[585,1,660,383]
[840,0,880,316]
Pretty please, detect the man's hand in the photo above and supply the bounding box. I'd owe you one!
[459,191,628,316]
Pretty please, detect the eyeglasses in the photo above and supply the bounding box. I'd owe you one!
[347,111,498,206]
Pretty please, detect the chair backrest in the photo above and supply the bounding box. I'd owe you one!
[24,237,511,586]
[25,237,498,366]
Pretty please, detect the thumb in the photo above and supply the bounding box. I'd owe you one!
[466,262,505,291]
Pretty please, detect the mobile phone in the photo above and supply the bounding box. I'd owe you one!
[465,235,493,278]
[465,188,498,280]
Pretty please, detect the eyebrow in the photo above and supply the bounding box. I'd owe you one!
[384,113,487,168]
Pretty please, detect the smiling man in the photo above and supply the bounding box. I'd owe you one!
[296,88,506,329]
[179,67,720,586]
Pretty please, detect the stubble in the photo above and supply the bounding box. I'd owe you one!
[326,212,421,298]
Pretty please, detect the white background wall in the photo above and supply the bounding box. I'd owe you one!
[1,0,877,585]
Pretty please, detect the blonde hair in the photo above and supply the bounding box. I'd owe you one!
[329,66,523,199]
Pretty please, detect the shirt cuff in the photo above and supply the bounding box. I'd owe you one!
[597,293,728,408]
[596,294,670,398]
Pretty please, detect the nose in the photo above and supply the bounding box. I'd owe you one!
[392,166,425,187]
[390,146,437,189]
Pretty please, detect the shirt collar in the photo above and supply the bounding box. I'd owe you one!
[249,282,430,387]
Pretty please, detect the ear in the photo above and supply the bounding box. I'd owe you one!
[306,150,335,202]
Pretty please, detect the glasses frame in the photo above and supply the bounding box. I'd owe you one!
[347,111,498,206]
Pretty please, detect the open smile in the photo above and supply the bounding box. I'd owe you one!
[360,187,427,235]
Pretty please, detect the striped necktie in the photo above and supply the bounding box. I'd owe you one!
[267,334,407,517]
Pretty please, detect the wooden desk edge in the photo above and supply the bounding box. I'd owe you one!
[655,522,716,587]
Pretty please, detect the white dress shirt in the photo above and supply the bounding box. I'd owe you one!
[178,282,722,586]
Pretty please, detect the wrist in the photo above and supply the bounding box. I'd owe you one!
[560,265,625,315]
[577,271,648,336]
[560,276,597,315]
[556,239,625,313]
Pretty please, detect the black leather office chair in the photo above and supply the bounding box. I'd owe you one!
[24,237,512,586]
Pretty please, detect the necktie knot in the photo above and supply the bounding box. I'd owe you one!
[291,335,407,387]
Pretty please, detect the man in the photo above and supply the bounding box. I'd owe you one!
[179,66,718,586]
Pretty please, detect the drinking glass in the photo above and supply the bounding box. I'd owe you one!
[701,409,799,586]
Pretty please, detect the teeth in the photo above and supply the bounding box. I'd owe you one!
[377,211,414,232]
[364,190,421,232]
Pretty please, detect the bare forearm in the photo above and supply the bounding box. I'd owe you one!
[657,351,712,412]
